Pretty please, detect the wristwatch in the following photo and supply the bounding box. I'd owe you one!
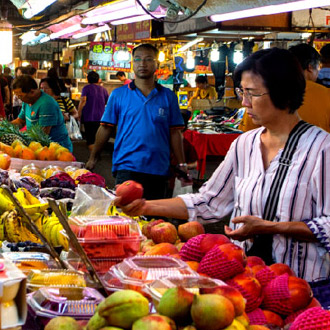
[178,163,188,167]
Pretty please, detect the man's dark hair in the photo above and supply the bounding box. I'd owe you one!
[87,71,100,84]
[27,66,37,76]
[132,43,159,58]
[39,77,61,96]
[320,43,330,65]
[13,74,38,93]
[47,68,59,79]
[289,43,320,70]
[4,67,11,75]
[116,71,126,78]
[234,47,305,113]
[195,75,208,84]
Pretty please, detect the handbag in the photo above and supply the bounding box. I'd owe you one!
[66,116,82,140]
[246,121,312,265]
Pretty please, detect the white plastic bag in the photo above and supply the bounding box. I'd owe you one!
[66,116,82,140]
[172,177,193,197]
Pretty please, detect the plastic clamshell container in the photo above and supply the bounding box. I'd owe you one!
[144,275,227,307]
[27,269,86,292]
[27,287,104,324]
[2,252,59,274]
[102,255,198,295]
[67,216,145,259]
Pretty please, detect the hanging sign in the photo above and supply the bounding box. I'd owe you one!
[116,20,151,42]
[88,42,134,71]
[314,39,330,53]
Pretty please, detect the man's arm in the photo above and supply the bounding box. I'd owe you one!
[77,96,86,120]
[11,117,25,129]
[4,86,10,105]
[42,126,51,135]
[170,128,186,169]
[86,124,114,170]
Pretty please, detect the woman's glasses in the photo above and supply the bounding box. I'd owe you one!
[235,87,269,102]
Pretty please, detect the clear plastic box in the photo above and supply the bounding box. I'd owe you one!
[27,287,104,326]
[67,216,145,259]
[102,255,198,296]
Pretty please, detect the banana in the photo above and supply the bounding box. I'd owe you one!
[57,228,69,251]
[14,188,29,206]
[50,223,63,246]
[22,203,49,215]
[4,210,21,242]
[23,189,41,205]
[20,225,41,244]
[0,214,5,241]
[43,217,59,243]
[0,188,14,212]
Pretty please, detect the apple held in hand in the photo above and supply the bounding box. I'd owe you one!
[116,180,143,205]
[0,152,11,170]
[151,222,178,244]
[178,221,205,242]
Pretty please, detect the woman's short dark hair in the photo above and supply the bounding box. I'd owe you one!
[39,77,61,96]
[289,43,320,70]
[13,74,38,93]
[132,43,159,58]
[234,48,305,113]
[195,75,208,84]
[87,71,100,84]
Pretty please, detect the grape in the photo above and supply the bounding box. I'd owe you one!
[17,242,26,247]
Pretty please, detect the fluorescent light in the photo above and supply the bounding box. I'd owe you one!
[110,14,165,25]
[21,0,58,19]
[20,30,37,45]
[210,0,330,22]
[50,24,82,39]
[68,42,89,48]
[186,51,195,69]
[0,30,12,64]
[72,25,111,39]
[158,50,165,62]
[177,38,204,53]
[40,36,51,43]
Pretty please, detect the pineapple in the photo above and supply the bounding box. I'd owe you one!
[0,134,27,146]
[25,125,51,147]
[0,120,29,146]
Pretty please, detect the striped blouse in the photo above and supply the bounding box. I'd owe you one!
[180,125,330,281]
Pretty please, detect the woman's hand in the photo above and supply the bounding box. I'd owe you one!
[224,216,271,241]
[114,197,147,217]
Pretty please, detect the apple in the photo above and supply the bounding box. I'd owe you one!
[269,263,295,276]
[227,274,263,312]
[247,256,266,268]
[262,310,284,328]
[200,285,246,317]
[150,222,178,244]
[199,234,230,254]
[142,219,164,239]
[218,243,247,267]
[116,180,144,205]
[178,221,205,242]
[0,152,11,170]
[140,239,155,253]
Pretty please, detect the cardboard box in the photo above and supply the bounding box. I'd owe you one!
[190,99,216,111]
[0,259,27,329]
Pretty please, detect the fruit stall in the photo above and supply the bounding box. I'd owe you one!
[0,120,328,330]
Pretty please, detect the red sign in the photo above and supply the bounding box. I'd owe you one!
[116,20,151,42]
[88,42,134,72]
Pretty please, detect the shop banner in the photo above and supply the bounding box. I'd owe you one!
[21,42,65,61]
[116,20,151,42]
[292,8,330,28]
[88,42,134,71]
[314,39,330,53]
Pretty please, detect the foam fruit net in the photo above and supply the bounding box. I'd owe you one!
[255,266,276,287]
[290,307,330,330]
[179,234,206,262]
[247,308,267,325]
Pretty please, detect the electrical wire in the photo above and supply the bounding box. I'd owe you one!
[135,0,208,23]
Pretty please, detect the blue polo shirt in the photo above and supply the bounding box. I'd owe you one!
[19,91,73,152]
[101,81,184,176]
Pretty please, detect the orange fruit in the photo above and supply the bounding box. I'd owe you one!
[1,144,15,157]
[13,144,24,158]
[21,147,35,160]
[29,141,42,151]
[35,147,52,161]
[57,151,75,162]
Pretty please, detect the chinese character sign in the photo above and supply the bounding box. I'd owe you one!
[88,42,133,72]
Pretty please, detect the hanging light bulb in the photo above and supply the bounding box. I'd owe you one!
[117,45,130,61]
[186,51,195,69]
[158,50,165,62]
[210,42,219,62]
[233,50,243,64]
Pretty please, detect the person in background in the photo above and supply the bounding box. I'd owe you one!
[114,48,330,283]
[26,66,37,79]
[187,75,217,107]
[0,65,10,110]
[78,71,109,152]
[116,71,131,85]
[12,75,72,151]
[317,43,330,88]
[239,43,330,133]
[158,74,190,90]
[11,67,24,119]
[3,67,13,119]
[39,77,78,121]
[86,43,186,200]
[47,68,66,94]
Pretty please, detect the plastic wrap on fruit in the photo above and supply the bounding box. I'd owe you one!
[12,176,40,196]
[76,173,106,188]
[0,169,14,190]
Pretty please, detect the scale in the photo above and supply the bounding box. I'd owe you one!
[177,91,188,109]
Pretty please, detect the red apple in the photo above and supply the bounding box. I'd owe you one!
[0,152,11,170]
[200,285,246,317]
[286,276,313,311]
[140,239,155,253]
[269,263,295,277]
[262,310,284,328]
[116,180,143,205]
[199,234,230,254]
[218,243,247,267]
[247,256,266,268]
[227,273,263,312]
[151,222,178,244]
[142,219,165,239]
[178,221,205,242]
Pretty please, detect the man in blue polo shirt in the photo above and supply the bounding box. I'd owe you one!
[86,43,186,200]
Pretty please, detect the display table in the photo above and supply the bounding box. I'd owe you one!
[184,130,241,178]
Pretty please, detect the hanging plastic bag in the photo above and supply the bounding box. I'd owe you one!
[66,116,82,140]
[172,177,193,197]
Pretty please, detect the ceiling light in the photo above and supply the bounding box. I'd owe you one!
[158,50,165,62]
[210,42,219,62]
[233,51,243,64]
[110,14,165,25]
[50,24,82,39]
[72,25,111,39]
[40,36,51,43]
[21,0,58,19]
[186,51,195,69]
[0,25,12,64]
[177,37,204,53]
[210,0,330,22]
[68,42,89,48]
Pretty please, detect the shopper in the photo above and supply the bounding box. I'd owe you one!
[11,67,24,119]
[187,75,217,107]
[78,71,109,152]
[86,43,186,200]
[115,48,330,282]
[12,75,73,151]
[317,43,330,88]
[115,71,131,85]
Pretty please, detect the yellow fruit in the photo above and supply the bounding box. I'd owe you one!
[29,141,42,152]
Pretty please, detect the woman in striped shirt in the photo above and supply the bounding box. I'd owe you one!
[116,48,330,282]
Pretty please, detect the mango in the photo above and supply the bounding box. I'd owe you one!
[45,316,82,330]
[87,312,108,330]
[132,314,176,330]
[223,319,247,330]
[190,294,235,330]
[157,286,194,324]
[98,290,149,329]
